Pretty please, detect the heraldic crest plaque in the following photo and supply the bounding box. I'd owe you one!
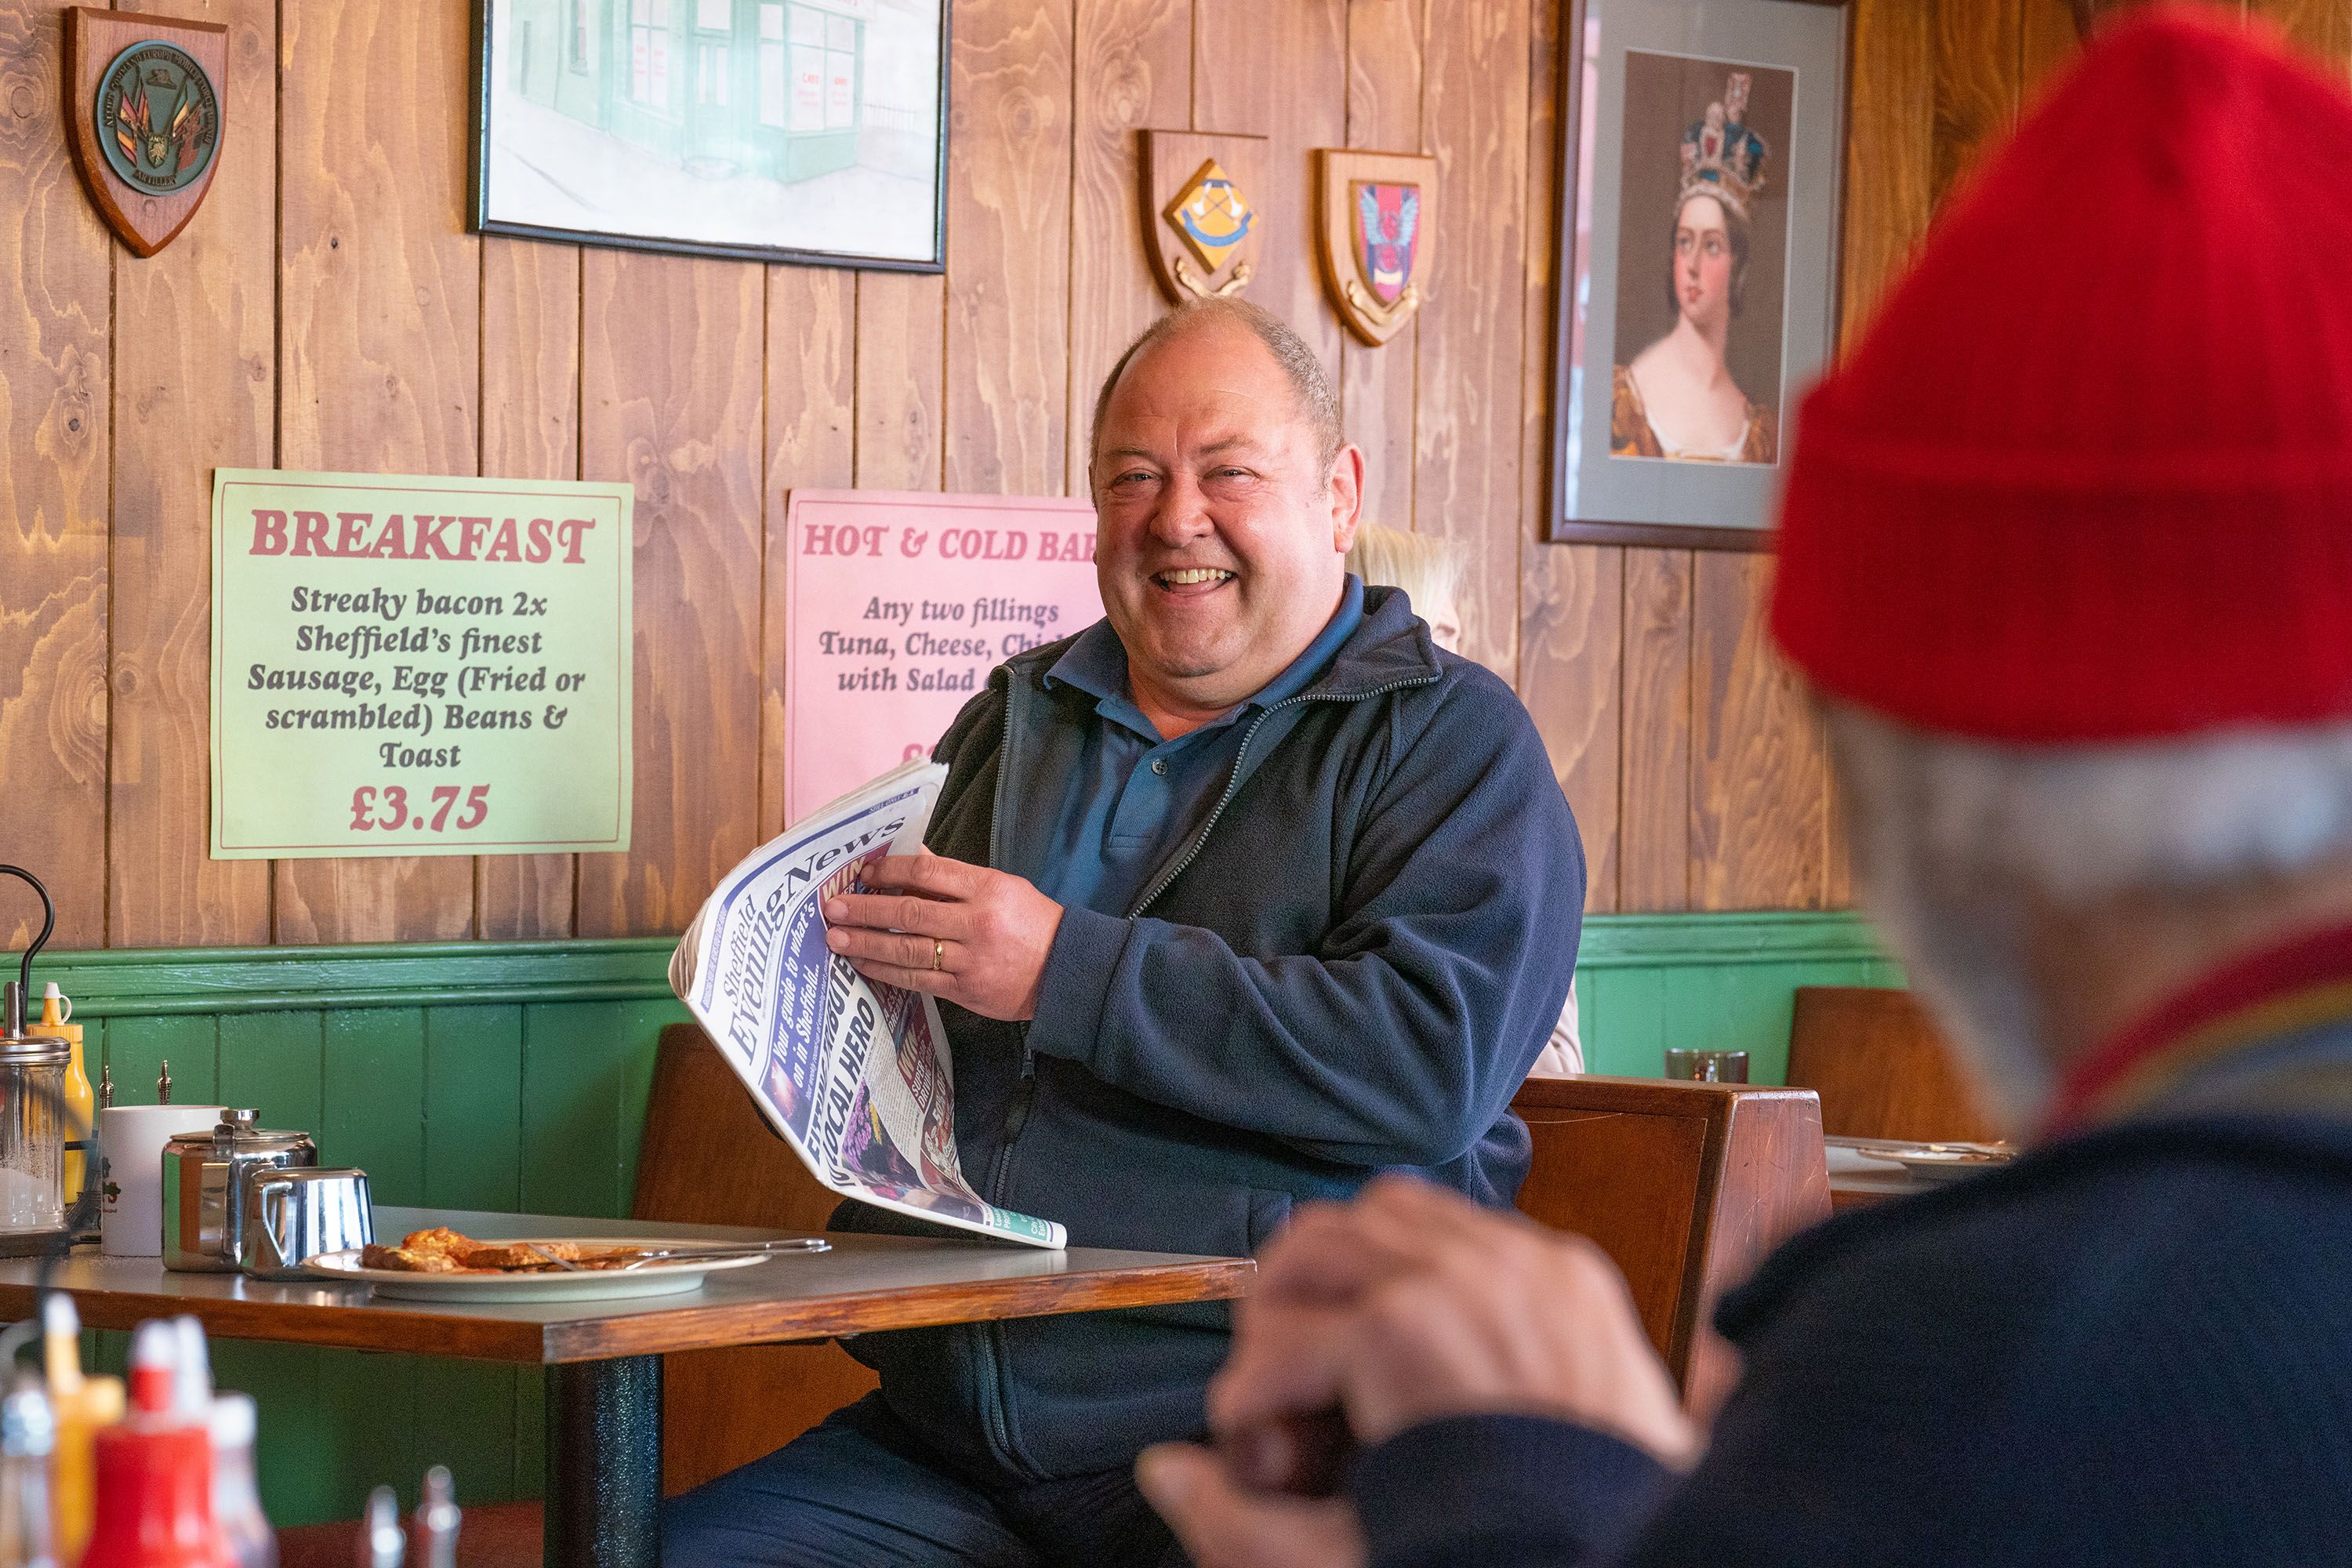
[64,6,227,257]
[1142,130,1268,305]
[1314,149,1436,346]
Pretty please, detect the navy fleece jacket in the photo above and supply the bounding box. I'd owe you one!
[837,584,1585,1479]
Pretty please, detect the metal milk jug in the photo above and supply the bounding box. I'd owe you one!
[239,1167,372,1279]
[162,1109,317,1272]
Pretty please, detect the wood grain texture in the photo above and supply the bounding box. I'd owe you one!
[105,0,273,949]
[946,0,1073,496]
[1066,0,1192,492]
[0,0,111,950]
[0,1219,1253,1364]
[854,270,946,492]
[1930,0,2022,210]
[274,0,480,943]
[1342,0,1422,530]
[1840,0,1936,351]
[1691,553,1826,910]
[1512,1076,1829,1414]
[1619,549,1692,912]
[1523,546,1622,913]
[575,253,765,938]
[1414,0,1527,673]
[760,267,856,843]
[2251,0,2352,64]
[2019,0,2083,100]
[1788,985,1998,1142]
[477,238,583,940]
[1191,0,1347,372]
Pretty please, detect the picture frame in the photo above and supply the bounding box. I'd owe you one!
[1544,0,1849,550]
[470,0,948,273]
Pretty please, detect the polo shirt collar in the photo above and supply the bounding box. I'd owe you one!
[1044,575,1367,739]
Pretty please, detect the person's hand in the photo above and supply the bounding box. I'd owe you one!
[1135,1444,1366,1568]
[822,851,1065,1021]
[1214,1174,1700,1476]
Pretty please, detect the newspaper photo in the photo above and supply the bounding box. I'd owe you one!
[669,759,1066,1250]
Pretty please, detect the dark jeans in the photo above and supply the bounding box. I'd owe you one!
[661,1394,1190,1567]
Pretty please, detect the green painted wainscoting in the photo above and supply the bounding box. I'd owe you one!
[35,911,1893,1526]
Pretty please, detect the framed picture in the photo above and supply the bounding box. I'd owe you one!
[471,0,947,272]
[1544,0,1848,549]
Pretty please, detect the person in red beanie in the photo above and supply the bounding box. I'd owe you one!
[1138,8,2352,1566]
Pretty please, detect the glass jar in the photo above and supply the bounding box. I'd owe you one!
[0,1037,69,1237]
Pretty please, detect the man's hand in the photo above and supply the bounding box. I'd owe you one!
[1135,1445,1366,1568]
[1140,1175,1699,1568]
[822,851,1065,1021]
[1214,1174,1700,1470]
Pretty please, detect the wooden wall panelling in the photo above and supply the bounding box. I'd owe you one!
[1839,0,1937,350]
[1929,0,2024,209]
[274,0,481,943]
[575,253,766,937]
[1190,0,1348,374]
[1515,0,1626,913]
[2019,0,2084,95]
[1690,553,1826,909]
[854,271,946,492]
[0,0,111,950]
[2250,0,2352,63]
[477,238,584,938]
[760,268,857,842]
[1065,0,1192,493]
[945,0,1074,497]
[1342,0,1423,530]
[1413,0,1529,674]
[1619,549,1692,910]
[107,0,274,950]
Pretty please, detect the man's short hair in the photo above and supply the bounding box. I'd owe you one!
[1089,299,1345,474]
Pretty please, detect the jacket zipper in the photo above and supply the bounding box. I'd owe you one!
[1124,673,1442,920]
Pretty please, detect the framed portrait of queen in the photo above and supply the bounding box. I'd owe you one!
[1544,0,1848,549]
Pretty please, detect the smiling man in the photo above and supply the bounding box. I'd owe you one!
[662,299,1584,1565]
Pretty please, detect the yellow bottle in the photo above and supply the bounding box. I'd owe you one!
[42,1293,123,1566]
[30,984,93,1211]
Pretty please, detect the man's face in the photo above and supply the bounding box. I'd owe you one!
[1090,323,1360,710]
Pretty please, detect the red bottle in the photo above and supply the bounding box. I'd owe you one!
[79,1323,229,1568]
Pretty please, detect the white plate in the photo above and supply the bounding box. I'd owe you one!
[1846,1142,2016,1182]
[301,1239,783,1302]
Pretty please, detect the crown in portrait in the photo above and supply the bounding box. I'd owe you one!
[1677,71,1769,218]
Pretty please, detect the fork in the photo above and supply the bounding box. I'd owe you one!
[519,1242,586,1272]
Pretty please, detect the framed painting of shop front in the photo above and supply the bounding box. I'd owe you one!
[1545,0,1848,550]
[471,0,947,270]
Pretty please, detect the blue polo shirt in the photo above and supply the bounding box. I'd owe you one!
[1035,575,1366,916]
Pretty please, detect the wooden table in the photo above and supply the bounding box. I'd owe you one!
[0,1206,1253,1568]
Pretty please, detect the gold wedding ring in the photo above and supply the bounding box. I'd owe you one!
[932,938,946,971]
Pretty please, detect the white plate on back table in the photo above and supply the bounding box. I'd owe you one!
[300,1238,785,1302]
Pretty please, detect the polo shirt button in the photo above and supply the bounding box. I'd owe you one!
[1150,758,1167,775]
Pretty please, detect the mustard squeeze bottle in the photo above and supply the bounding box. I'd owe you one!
[29,985,93,1210]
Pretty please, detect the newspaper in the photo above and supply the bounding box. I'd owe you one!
[668,760,1065,1250]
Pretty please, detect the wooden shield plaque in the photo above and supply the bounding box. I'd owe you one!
[1142,130,1269,306]
[64,7,228,257]
[1315,149,1436,346]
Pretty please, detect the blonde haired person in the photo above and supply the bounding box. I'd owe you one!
[1346,524,1583,1076]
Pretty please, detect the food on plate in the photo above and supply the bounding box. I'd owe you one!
[358,1228,648,1274]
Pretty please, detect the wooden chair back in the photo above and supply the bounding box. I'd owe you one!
[1786,985,1998,1143]
[634,1024,879,1495]
[1509,1076,1830,1416]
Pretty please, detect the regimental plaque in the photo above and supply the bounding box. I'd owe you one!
[1141,130,1269,306]
[1314,149,1437,346]
[64,7,228,257]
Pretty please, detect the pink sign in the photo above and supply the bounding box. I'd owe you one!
[782,489,1102,824]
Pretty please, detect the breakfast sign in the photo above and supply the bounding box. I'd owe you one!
[209,468,633,859]
[782,490,1102,823]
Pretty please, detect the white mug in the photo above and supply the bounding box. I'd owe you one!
[98,1105,226,1258]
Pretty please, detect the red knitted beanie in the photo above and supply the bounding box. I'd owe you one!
[1771,6,2352,742]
